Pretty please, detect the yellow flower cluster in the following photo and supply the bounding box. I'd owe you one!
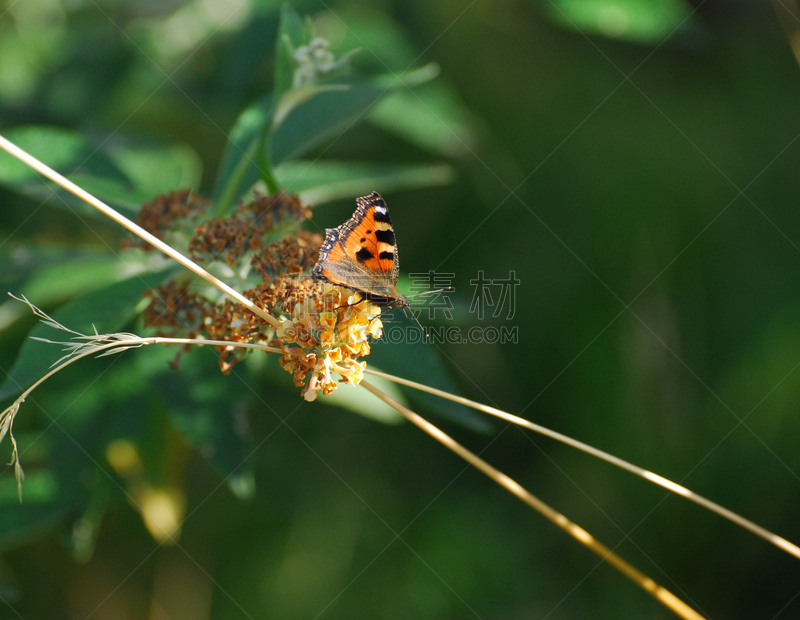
[278,283,383,401]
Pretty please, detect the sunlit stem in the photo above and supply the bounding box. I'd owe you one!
[363,367,800,562]
[0,331,282,502]
[359,380,705,620]
[0,134,281,329]
[772,0,800,68]
[9,336,282,417]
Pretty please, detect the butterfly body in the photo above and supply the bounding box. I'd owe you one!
[313,192,410,308]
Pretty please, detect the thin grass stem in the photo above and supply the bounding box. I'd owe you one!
[0,134,281,329]
[0,132,779,615]
[0,313,284,502]
[359,379,705,620]
[363,367,800,561]
[8,335,280,413]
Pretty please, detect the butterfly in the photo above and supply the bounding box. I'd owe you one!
[312,191,410,309]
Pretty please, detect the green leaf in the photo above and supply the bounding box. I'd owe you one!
[0,269,172,403]
[111,144,202,204]
[368,340,492,433]
[546,0,695,44]
[269,81,383,166]
[274,160,455,206]
[20,252,163,308]
[145,347,256,499]
[0,247,169,332]
[272,84,350,131]
[213,49,439,213]
[370,63,441,90]
[0,125,136,214]
[369,83,475,156]
[270,64,439,167]
[0,245,107,298]
[274,4,308,98]
[211,3,312,213]
[211,95,274,215]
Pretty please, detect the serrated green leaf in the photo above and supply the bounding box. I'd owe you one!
[274,160,455,206]
[0,270,171,403]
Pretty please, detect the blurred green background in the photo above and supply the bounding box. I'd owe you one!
[2,0,800,618]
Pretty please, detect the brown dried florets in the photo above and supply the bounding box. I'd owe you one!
[203,297,266,373]
[142,275,317,374]
[122,189,207,250]
[189,217,253,264]
[130,189,381,396]
[247,191,312,225]
[144,281,210,337]
[132,191,319,374]
[253,230,324,280]
[243,275,315,318]
[143,281,214,369]
[189,191,313,269]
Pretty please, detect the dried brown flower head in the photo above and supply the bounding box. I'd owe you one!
[128,190,383,396]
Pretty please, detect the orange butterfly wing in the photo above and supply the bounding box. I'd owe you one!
[313,192,409,307]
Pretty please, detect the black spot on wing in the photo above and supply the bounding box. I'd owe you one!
[355,247,374,263]
[373,210,391,224]
[379,251,394,261]
[375,229,395,245]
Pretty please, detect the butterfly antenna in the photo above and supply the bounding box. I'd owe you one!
[406,307,429,339]
[405,286,453,300]
[403,287,452,340]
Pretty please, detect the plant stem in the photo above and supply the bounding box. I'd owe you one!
[0,134,281,329]
[360,380,705,620]
[363,367,800,562]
